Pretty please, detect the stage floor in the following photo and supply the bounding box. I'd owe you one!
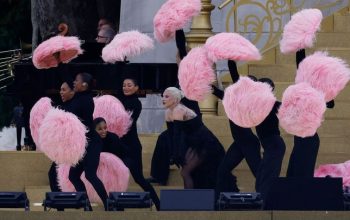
[0,210,350,220]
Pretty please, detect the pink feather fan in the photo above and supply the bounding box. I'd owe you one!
[296,51,350,101]
[222,77,276,128]
[33,36,83,69]
[314,160,350,188]
[153,0,201,43]
[93,95,132,138]
[204,32,261,62]
[38,108,87,166]
[30,97,53,150]
[57,153,130,203]
[280,8,322,54]
[102,30,154,63]
[277,83,326,137]
[178,46,215,101]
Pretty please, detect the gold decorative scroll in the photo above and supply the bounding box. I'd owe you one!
[220,0,345,53]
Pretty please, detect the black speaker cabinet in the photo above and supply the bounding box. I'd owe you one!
[160,189,215,211]
[264,177,344,211]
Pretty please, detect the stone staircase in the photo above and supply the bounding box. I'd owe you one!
[3,7,350,211]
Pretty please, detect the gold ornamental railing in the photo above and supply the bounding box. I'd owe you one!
[219,0,348,53]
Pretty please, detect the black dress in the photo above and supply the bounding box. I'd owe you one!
[149,29,201,184]
[168,115,225,189]
[67,91,108,209]
[213,60,261,195]
[118,93,161,210]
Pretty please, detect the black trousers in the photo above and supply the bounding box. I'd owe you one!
[255,135,286,199]
[286,133,320,177]
[48,162,60,192]
[16,125,23,149]
[216,137,261,195]
[69,134,108,209]
[123,136,161,211]
[150,130,170,184]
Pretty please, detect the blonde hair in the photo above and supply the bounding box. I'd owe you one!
[164,87,184,103]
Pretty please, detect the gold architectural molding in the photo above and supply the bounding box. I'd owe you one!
[186,0,218,115]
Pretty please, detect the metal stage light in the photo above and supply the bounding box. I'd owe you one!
[218,192,263,211]
[43,192,90,211]
[107,192,152,211]
[0,192,29,211]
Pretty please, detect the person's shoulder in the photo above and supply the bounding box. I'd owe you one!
[172,105,185,120]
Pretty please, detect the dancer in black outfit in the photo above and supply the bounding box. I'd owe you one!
[148,29,200,185]
[213,60,261,195]
[48,80,75,193]
[118,77,160,210]
[68,73,108,210]
[254,78,286,199]
[163,87,225,189]
[94,117,125,159]
[286,49,334,177]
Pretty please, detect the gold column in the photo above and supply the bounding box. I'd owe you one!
[186,0,217,115]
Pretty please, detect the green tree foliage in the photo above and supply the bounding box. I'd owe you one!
[0,0,32,51]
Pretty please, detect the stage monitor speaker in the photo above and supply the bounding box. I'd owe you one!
[0,192,29,211]
[107,192,152,211]
[160,189,215,211]
[218,192,263,210]
[43,192,90,211]
[264,177,344,211]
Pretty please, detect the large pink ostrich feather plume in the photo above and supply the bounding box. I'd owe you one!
[277,83,326,137]
[222,77,276,128]
[296,51,350,101]
[102,30,154,63]
[153,0,201,43]
[280,9,322,54]
[57,153,130,203]
[314,160,350,188]
[33,36,83,69]
[178,47,215,101]
[38,108,87,166]
[204,32,261,62]
[30,97,53,150]
[93,95,132,138]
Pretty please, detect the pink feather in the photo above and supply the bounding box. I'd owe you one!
[314,161,350,188]
[277,83,326,137]
[153,0,201,43]
[93,95,132,138]
[57,153,130,203]
[102,30,154,63]
[222,77,276,128]
[29,97,53,150]
[280,9,322,54]
[204,32,261,62]
[38,108,87,166]
[32,36,83,69]
[296,51,350,101]
[178,47,215,101]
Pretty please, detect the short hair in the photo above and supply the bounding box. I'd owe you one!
[164,87,184,104]
[77,72,95,90]
[99,26,116,43]
[123,77,139,87]
[93,117,106,128]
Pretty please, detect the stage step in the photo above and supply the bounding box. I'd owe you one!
[1,151,349,192]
